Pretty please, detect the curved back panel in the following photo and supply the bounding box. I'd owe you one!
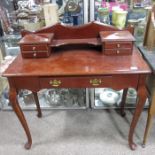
[21,21,134,39]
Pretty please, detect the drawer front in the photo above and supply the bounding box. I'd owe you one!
[22,50,50,58]
[21,44,48,51]
[104,42,132,49]
[104,49,132,55]
[39,75,139,89]
[12,77,40,92]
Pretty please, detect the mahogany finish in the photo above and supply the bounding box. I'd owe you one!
[2,22,150,150]
[19,33,54,58]
[21,22,134,39]
[20,22,134,58]
[100,31,135,55]
[4,47,150,77]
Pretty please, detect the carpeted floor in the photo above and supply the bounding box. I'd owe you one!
[1,109,155,155]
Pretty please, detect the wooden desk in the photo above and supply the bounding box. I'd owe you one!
[3,45,151,150]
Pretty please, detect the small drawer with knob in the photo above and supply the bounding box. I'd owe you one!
[19,33,54,58]
[104,42,133,49]
[99,31,135,56]
[104,49,132,55]
[21,45,50,58]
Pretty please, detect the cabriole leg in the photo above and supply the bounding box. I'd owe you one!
[33,92,42,118]
[120,88,128,117]
[128,82,147,150]
[9,87,32,149]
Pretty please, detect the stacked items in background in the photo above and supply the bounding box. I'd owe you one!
[95,0,153,44]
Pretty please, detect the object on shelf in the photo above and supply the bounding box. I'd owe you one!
[57,0,83,24]
[19,33,54,58]
[44,88,86,107]
[7,0,45,32]
[99,30,135,55]
[0,5,13,34]
[0,48,3,63]
[127,6,150,45]
[0,77,8,97]
[98,7,110,24]
[133,0,152,8]
[1,88,88,110]
[125,88,137,104]
[112,9,127,28]
[64,0,81,14]
[112,6,123,25]
[92,88,122,109]
[3,34,21,47]
[99,88,120,105]
[92,87,148,109]
[143,4,155,50]
[0,55,14,96]
[72,14,79,25]
[101,0,128,12]
[43,3,59,26]
[0,87,10,109]
[63,12,73,25]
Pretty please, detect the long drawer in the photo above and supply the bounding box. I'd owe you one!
[21,45,48,51]
[39,75,139,90]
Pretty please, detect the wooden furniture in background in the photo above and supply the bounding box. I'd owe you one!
[143,5,155,49]
[2,22,151,150]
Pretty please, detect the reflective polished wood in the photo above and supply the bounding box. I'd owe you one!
[2,22,151,150]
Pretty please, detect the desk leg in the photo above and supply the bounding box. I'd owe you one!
[128,83,147,150]
[32,92,42,118]
[9,87,32,149]
[120,88,128,117]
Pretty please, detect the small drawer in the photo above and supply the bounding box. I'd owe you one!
[104,49,132,55]
[22,50,50,58]
[104,42,133,49]
[21,44,48,51]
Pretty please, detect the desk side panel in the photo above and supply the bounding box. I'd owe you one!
[12,77,40,92]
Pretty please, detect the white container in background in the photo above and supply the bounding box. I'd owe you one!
[43,3,59,26]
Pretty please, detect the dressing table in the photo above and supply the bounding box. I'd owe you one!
[2,22,151,150]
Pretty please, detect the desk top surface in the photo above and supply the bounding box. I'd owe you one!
[3,46,151,77]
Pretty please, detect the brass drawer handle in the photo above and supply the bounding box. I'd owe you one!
[49,79,61,87]
[90,79,102,86]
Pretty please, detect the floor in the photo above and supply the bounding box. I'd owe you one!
[1,109,155,155]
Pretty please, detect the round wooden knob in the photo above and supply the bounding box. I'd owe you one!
[117,50,120,54]
[117,44,120,48]
[33,52,37,57]
[32,46,36,50]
